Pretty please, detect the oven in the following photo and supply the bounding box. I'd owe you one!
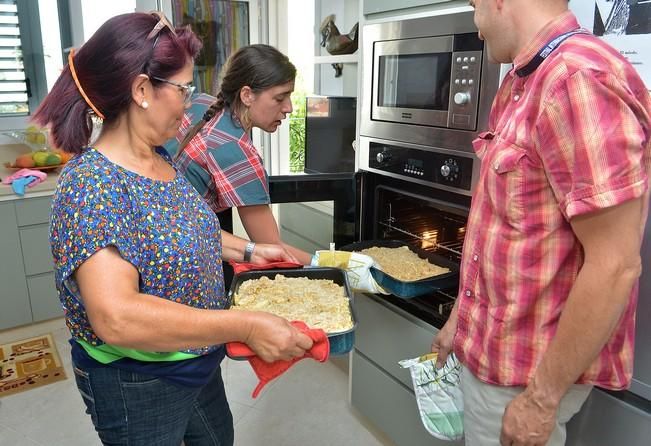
[356,165,470,329]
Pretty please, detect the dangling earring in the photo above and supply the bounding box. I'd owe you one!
[141,100,149,110]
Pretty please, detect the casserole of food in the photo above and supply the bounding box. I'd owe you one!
[228,267,357,355]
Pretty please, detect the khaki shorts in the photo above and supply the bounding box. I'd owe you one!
[462,366,592,446]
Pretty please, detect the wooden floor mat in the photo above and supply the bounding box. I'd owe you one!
[0,333,67,398]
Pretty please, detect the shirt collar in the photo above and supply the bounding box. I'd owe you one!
[512,11,580,73]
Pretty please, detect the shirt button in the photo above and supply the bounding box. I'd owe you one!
[465,290,472,297]
[493,162,500,170]
[473,254,479,262]
[514,94,520,101]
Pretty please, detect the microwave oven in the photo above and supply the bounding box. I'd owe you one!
[360,10,501,153]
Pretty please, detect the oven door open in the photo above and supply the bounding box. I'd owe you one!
[358,170,469,329]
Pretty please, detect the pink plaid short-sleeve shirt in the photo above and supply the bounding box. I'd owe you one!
[454,12,651,390]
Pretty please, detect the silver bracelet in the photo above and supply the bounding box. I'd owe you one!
[243,241,256,262]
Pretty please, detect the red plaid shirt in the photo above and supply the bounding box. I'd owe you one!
[454,12,651,389]
[168,94,270,214]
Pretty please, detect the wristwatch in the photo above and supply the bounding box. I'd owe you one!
[243,241,256,262]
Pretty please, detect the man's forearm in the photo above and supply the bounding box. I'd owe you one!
[527,259,639,407]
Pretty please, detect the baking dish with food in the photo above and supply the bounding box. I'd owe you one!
[340,240,459,299]
[227,267,357,357]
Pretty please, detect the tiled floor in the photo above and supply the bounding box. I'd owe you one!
[0,318,394,446]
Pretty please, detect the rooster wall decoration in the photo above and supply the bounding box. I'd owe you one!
[319,14,359,77]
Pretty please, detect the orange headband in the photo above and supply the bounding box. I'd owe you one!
[68,49,105,120]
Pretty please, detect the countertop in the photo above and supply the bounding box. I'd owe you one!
[0,144,59,201]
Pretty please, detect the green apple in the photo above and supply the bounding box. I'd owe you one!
[45,153,62,166]
[32,151,50,167]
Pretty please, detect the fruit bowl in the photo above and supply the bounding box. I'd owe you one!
[3,162,64,171]
[4,148,69,170]
[2,128,49,151]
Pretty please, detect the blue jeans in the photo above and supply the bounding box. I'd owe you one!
[72,361,234,446]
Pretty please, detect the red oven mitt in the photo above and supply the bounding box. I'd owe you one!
[226,321,330,398]
[228,260,303,275]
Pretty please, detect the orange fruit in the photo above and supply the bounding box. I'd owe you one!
[15,153,36,168]
[54,149,73,164]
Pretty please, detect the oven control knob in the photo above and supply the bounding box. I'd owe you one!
[441,159,460,181]
[454,92,471,105]
[376,152,391,164]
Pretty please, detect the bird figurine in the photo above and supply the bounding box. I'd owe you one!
[319,14,359,56]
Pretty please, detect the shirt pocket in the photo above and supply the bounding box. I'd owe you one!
[483,141,527,226]
[471,131,495,160]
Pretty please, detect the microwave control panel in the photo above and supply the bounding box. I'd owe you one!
[369,142,473,191]
[448,49,483,131]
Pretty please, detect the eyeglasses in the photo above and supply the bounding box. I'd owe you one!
[147,11,177,41]
[151,76,195,103]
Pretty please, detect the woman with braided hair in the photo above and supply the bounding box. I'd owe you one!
[165,44,312,287]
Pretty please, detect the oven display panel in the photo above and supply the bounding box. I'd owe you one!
[369,142,473,190]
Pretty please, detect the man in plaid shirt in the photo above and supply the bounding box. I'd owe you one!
[432,1,651,445]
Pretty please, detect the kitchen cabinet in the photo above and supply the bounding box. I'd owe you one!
[277,201,334,254]
[0,195,61,330]
[0,201,32,330]
[27,273,59,322]
[363,0,454,15]
[351,292,464,446]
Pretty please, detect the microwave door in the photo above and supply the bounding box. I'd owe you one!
[372,36,454,128]
[268,172,359,250]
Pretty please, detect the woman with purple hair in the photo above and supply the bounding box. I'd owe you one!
[33,12,312,446]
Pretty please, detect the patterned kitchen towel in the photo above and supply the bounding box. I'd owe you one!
[399,353,464,440]
[10,176,39,196]
[2,168,48,195]
[1,168,47,185]
[312,250,388,294]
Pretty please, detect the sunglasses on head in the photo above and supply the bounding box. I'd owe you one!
[147,11,177,42]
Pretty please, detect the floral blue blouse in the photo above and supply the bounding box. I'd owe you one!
[50,147,225,356]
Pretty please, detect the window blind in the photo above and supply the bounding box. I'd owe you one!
[0,0,28,116]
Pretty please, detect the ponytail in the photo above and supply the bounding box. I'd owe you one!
[31,65,95,154]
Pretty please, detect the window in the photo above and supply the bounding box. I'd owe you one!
[0,0,65,126]
[0,0,28,115]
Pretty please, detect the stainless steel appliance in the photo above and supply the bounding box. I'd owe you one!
[360,10,500,152]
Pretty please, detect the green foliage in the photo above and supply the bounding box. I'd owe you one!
[289,89,306,173]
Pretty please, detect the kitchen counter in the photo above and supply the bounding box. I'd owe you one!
[0,144,59,201]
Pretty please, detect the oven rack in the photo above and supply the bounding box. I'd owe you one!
[379,220,464,259]
[436,290,458,314]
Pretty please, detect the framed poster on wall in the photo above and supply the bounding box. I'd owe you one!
[171,0,250,95]
[571,0,651,89]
